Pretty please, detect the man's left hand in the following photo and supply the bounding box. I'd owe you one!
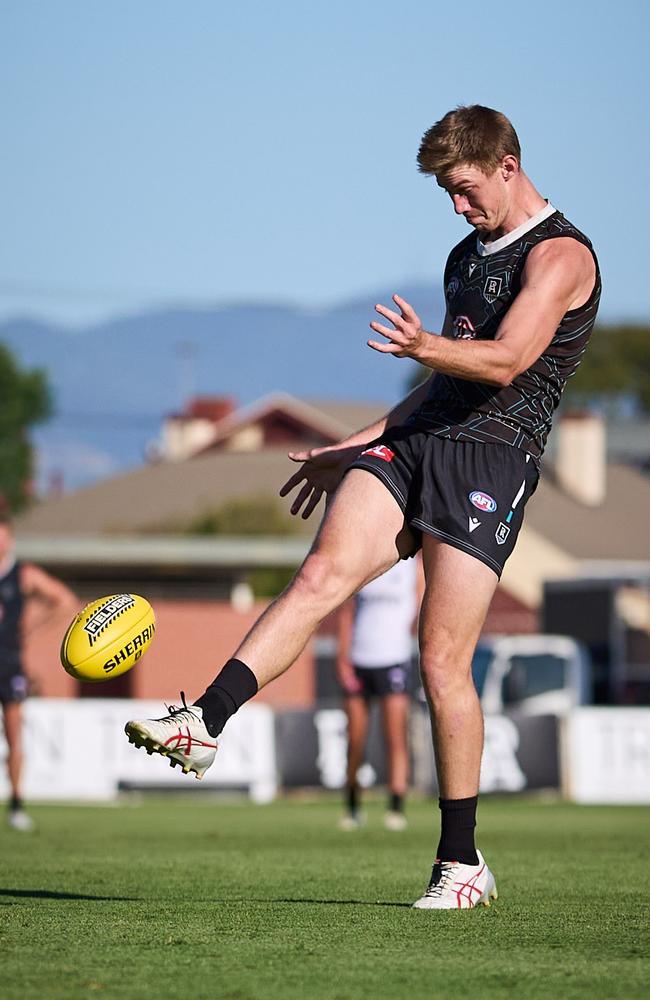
[368,294,426,358]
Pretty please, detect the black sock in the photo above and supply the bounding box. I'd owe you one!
[346,785,360,815]
[9,795,22,812]
[436,795,479,865]
[194,658,258,737]
[389,792,403,813]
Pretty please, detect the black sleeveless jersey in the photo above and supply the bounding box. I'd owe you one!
[0,559,23,659]
[407,204,601,460]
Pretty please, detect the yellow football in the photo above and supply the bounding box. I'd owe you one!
[61,593,156,683]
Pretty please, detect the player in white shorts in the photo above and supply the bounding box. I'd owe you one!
[337,558,421,831]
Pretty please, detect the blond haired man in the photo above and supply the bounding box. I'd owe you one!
[127,106,599,909]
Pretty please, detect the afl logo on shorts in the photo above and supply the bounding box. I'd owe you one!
[361,444,395,462]
[469,490,497,513]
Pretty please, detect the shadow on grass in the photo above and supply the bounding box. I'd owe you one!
[1,888,411,907]
[0,888,139,902]
[225,897,413,908]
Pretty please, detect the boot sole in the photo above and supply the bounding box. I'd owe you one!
[124,723,207,779]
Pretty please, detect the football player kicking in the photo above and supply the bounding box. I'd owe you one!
[126,105,600,909]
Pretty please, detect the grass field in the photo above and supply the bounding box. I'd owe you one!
[1,795,648,999]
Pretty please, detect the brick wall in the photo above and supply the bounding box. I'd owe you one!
[24,599,315,708]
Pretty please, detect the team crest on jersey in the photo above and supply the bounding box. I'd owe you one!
[453,315,476,340]
[361,444,395,462]
[446,276,461,299]
[469,490,497,513]
[483,276,503,302]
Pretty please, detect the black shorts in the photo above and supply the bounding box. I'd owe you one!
[349,430,539,578]
[349,661,412,698]
[0,665,28,704]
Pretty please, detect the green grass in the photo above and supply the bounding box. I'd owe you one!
[1,796,648,999]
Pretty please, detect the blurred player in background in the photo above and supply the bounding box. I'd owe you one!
[337,558,422,831]
[127,105,600,909]
[0,516,76,830]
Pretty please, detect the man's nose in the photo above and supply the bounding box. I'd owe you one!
[452,194,469,214]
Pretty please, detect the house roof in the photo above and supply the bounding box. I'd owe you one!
[16,396,388,537]
[194,393,386,453]
[16,447,319,537]
[16,448,650,565]
[524,463,650,561]
[15,385,650,567]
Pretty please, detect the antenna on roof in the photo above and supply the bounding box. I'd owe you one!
[175,340,198,407]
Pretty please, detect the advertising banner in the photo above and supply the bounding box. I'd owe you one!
[562,707,650,803]
[276,707,560,794]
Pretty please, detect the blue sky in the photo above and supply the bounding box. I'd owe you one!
[2,0,648,327]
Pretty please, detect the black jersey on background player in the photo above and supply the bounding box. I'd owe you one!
[0,559,27,704]
[408,203,601,461]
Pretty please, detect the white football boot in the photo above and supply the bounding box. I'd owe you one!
[383,810,408,832]
[125,693,218,779]
[8,809,35,832]
[412,851,498,909]
[338,811,366,831]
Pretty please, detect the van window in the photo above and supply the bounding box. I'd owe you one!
[471,645,492,698]
[502,654,567,704]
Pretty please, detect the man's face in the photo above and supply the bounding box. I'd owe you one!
[439,161,510,234]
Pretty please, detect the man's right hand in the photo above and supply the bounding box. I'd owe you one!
[279,444,363,519]
[335,658,363,695]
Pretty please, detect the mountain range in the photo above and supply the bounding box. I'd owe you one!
[1,282,445,492]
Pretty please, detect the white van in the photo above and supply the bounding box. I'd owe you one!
[469,634,593,716]
[316,632,592,716]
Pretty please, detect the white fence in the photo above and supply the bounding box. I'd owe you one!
[1,700,650,805]
[561,707,650,804]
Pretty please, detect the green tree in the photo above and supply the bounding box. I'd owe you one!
[185,495,299,536]
[0,344,51,512]
[185,495,301,596]
[566,325,650,411]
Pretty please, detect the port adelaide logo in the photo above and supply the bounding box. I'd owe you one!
[469,490,497,514]
[83,594,135,646]
[483,276,503,303]
[495,522,511,545]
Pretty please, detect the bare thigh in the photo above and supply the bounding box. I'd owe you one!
[419,535,499,679]
[234,470,416,685]
[302,468,416,594]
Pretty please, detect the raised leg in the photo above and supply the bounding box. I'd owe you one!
[234,470,414,688]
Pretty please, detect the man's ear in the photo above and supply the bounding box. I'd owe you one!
[501,155,520,181]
